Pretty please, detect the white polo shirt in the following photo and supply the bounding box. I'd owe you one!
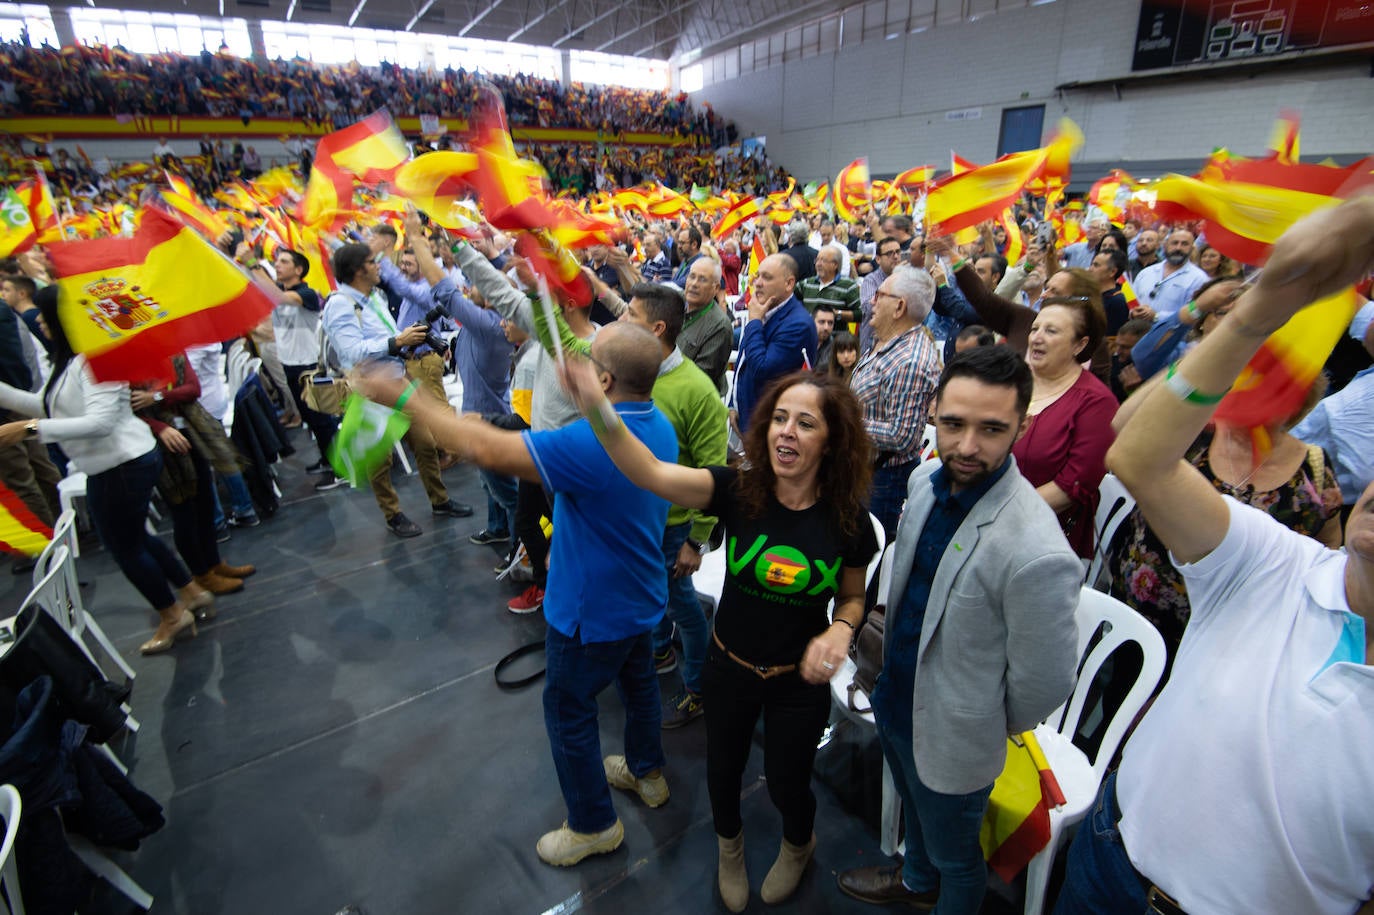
[1117,498,1373,915]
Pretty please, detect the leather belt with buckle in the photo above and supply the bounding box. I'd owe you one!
[712,631,797,679]
[1140,879,1186,915]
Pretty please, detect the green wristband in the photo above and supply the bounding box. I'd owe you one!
[1184,300,1202,321]
[950,257,967,272]
[1163,362,1227,406]
[394,380,420,411]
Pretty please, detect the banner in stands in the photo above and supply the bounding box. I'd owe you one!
[1132,0,1374,72]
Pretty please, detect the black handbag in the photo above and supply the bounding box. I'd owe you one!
[847,602,885,714]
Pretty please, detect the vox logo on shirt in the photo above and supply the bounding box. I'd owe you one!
[727,535,839,596]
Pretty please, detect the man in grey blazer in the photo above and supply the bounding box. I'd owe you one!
[839,345,1082,913]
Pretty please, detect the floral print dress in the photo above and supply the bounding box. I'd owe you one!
[1109,433,1342,660]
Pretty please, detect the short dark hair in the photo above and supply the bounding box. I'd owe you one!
[1096,248,1128,280]
[3,275,37,300]
[679,226,702,250]
[956,324,997,347]
[975,254,1008,286]
[937,344,1033,416]
[372,224,399,242]
[876,238,902,256]
[627,282,686,346]
[1116,317,1152,338]
[812,302,836,318]
[279,248,310,279]
[884,214,913,235]
[332,243,374,286]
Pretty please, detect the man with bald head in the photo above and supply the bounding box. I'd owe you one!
[731,253,818,433]
[799,245,862,329]
[1132,228,1209,319]
[356,320,678,868]
[677,255,734,393]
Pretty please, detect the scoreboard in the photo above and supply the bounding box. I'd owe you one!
[1132,0,1374,71]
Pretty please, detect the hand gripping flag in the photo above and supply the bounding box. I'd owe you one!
[329,394,411,488]
[46,207,278,382]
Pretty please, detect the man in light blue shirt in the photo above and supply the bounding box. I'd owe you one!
[321,243,470,538]
[1131,229,1209,319]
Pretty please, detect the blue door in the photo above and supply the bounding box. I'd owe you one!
[998,105,1045,156]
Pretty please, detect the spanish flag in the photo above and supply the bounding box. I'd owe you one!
[980,735,1054,881]
[833,158,872,223]
[928,120,1082,236]
[161,172,230,241]
[893,165,938,191]
[0,481,52,557]
[711,195,765,241]
[1214,287,1360,455]
[46,207,278,382]
[514,229,593,307]
[1120,276,1139,312]
[392,151,479,229]
[300,109,410,230]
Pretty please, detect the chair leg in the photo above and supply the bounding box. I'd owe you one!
[1022,819,1068,915]
[121,708,140,734]
[68,837,154,910]
[880,757,901,857]
[95,742,128,776]
[81,612,138,683]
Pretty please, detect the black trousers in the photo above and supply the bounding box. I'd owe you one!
[515,479,551,590]
[701,641,831,845]
[168,449,221,577]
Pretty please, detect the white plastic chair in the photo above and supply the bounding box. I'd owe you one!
[1021,587,1166,915]
[0,784,25,915]
[1084,474,1135,592]
[919,423,938,462]
[33,515,139,711]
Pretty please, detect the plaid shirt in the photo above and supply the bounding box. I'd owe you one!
[851,325,943,466]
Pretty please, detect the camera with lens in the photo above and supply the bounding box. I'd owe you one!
[419,303,451,354]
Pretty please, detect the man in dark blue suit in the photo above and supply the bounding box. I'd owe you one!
[731,254,818,433]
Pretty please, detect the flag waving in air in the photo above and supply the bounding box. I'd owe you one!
[46,207,278,382]
[0,186,37,258]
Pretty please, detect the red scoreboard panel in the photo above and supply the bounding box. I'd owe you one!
[1132,0,1374,71]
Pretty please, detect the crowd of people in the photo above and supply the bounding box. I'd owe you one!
[0,40,737,145]
[2,41,1373,915]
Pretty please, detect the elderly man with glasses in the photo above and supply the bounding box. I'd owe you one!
[859,239,904,354]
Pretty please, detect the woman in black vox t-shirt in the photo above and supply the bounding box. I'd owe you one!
[563,364,878,911]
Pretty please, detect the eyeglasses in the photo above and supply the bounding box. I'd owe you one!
[590,355,617,385]
[873,290,904,305]
[1040,295,1091,306]
[878,249,901,258]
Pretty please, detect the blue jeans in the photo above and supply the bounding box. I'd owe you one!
[543,626,665,834]
[86,448,191,610]
[211,470,257,527]
[1053,772,1150,915]
[870,459,918,542]
[876,724,993,915]
[652,522,709,695]
[478,467,517,537]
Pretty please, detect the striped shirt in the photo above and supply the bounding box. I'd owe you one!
[798,275,862,324]
[851,325,943,467]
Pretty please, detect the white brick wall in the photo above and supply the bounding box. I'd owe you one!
[693,0,1374,180]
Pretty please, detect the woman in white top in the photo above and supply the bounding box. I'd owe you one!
[0,294,213,654]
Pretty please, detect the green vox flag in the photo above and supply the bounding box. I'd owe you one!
[328,394,411,487]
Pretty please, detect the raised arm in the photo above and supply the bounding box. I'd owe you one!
[928,235,1034,346]
[557,357,717,511]
[1108,197,1374,564]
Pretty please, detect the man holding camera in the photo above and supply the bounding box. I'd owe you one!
[321,243,471,538]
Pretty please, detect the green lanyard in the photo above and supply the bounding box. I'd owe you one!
[341,285,397,334]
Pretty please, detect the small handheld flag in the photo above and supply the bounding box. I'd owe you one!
[328,394,412,487]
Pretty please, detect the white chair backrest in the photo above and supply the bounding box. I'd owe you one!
[866,512,887,588]
[1084,474,1135,591]
[0,784,23,915]
[692,544,727,611]
[1049,588,1166,785]
[32,510,77,591]
[20,544,76,636]
[919,423,938,462]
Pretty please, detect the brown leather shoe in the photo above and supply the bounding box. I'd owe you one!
[213,560,256,579]
[836,865,938,909]
[195,571,245,596]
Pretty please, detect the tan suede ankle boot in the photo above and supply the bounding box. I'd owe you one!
[760,833,815,904]
[717,831,749,912]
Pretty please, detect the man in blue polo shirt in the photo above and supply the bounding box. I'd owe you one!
[354,321,678,868]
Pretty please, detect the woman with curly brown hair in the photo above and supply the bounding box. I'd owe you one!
[560,365,879,912]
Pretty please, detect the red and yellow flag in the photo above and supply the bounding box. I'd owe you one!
[927,120,1083,236]
[0,481,52,557]
[1214,287,1361,454]
[161,172,230,241]
[833,158,872,223]
[893,165,937,192]
[1120,276,1139,312]
[392,151,479,229]
[711,195,765,240]
[47,207,278,382]
[980,736,1054,882]
[300,109,410,230]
